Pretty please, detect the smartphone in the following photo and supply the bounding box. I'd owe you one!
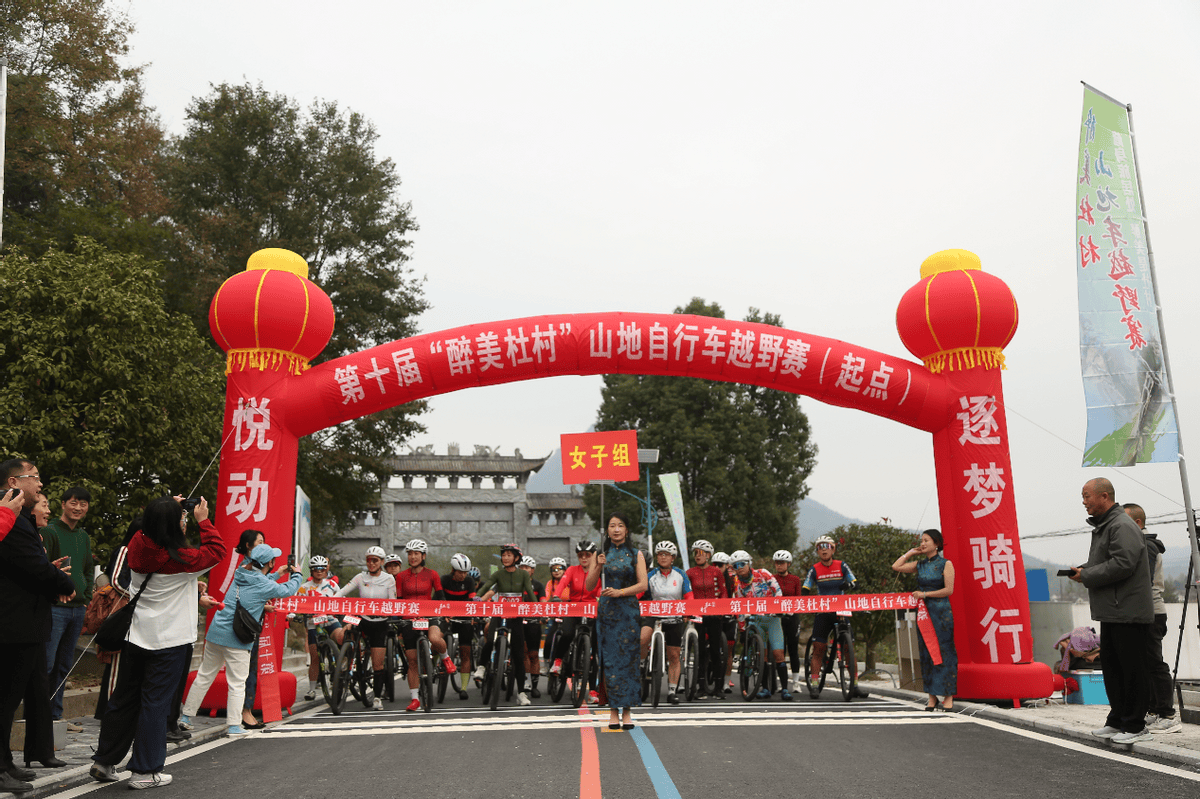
[287,554,295,567]
[4,488,19,501]
[62,555,72,569]
[1056,569,1075,577]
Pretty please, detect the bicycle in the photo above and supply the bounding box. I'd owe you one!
[734,616,767,701]
[437,628,457,703]
[564,616,597,708]
[404,618,438,713]
[334,618,372,713]
[640,618,670,708]
[804,610,858,701]
[310,623,344,713]
[480,616,521,711]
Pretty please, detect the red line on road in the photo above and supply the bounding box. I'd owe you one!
[578,707,601,799]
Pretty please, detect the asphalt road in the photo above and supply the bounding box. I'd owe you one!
[33,687,1200,799]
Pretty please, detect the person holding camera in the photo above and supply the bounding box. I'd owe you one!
[180,543,302,736]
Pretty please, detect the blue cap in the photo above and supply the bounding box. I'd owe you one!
[249,543,282,566]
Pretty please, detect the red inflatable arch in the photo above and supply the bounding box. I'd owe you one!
[206,247,1052,702]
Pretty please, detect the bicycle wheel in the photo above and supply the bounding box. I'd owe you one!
[345,639,365,704]
[740,632,764,701]
[436,661,449,704]
[683,629,699,700]
[547,631,564,702]
[383,636,397,703]
[569,634,591,708]
[355,641,373,707]
[650,634,664,708]
[709,629,727,695]
[331,641,352,715]
[317,639,335,706]
[837,628,856,702]
[418,636,435,712]
[490,633,507,711]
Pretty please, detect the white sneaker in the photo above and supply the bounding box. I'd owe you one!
[303,689,317,701]
[1144,712,1159,726]
[1147,715,1183,734]
[372,697,384,711]
[177,716,194,731]
[517,692,531,706]
[473,665,486,680]
[1111,729,1152,745]
[128,771,173,789]
[1090,725,1122,739]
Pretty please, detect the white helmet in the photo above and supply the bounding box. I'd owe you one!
[405,538,428,553]
[383,553,403,565]
[691,539,714,554]
[549,557,567,569]
[655,541,678,556]
[815,535,836,549]
[365,546,386,560]
[520,555,537,568]
[309,555,329,569]
[773,550,793,563]
[730,550,752,565]
[450,553,472,572]
[712,551,731,565]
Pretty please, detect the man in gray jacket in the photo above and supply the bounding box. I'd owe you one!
[1070,478,1154,745]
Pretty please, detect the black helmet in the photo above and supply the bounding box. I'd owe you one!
[575,540,597,553]
[500,543,523,559]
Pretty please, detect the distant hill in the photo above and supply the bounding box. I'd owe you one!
[527,449,570,493]
[794,498,869,545]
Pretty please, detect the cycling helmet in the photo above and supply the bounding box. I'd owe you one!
[520,555,537,568]
[309,555,329,569]
[575,540,597,553]
[450,553,472,572]
[773,550,793,563]
[365,545,387,560]
[730,550,752,565]
[549,557,567,569]
[468,566,481,580]
[691,539,714,554]
[405,538,429,553]
[655,541,678,556]
[712,551,731,565]
[815,535,836,549]
[500,543,523,559]
[383,552,403,565]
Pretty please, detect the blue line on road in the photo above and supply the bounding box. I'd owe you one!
[629,726,682,799]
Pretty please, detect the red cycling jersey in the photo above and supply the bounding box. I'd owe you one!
[774,572,802,597]
[559,564,600,602]
[396,566,444,600]
[686,564,729,600]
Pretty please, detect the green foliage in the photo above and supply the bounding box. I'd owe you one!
[584,298,817,556]
[159,82,430,546]
[1,0,169,257]
[795,521,918,669]
[0,241,226,559]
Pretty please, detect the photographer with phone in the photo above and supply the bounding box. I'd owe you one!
[42,486,95,726]
[0,459,75,792]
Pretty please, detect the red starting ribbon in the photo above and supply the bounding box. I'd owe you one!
[273,592,918,619]
[915,599,943,665]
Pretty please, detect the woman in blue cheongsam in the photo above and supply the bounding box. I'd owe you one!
[891,529,957,710]
[586,511,648,729]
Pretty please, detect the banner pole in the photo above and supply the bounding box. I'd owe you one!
[1126,102,1200,591]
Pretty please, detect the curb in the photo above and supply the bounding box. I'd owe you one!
[863,683,1200,771]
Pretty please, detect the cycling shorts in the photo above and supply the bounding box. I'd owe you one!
[357,618,390,649]
[401,619,444,651]
[448,619,477,644]
[524,620,543,651]
[811,612,839,644]
[639,618,686,647]
[306,618,343,645]
[750,615,785,651]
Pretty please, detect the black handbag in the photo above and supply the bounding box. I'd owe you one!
[231,586,262,644]
[94,572,152,651]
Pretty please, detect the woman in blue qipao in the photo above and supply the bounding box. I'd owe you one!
[585,511,648,730]
[891,529,957,710]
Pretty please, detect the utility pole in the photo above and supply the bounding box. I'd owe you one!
[1,57,8,250]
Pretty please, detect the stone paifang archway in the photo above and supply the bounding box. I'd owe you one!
[206,247,1050,701]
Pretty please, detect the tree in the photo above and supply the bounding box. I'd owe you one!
[0,240,226,560]
[161,82,429,549]
[794,521,918,670]
[1,1,169,257]
[584,298,818,556]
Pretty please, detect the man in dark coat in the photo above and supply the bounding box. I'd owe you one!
[0,459,76,792]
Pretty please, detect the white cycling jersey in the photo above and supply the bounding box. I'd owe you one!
[334,571,396,621]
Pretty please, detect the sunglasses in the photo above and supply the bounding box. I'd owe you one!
[733,561,749,569]
[817,544,834,550]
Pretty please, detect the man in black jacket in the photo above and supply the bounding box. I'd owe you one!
[0,459,76,791]
[1070,477,1154,745]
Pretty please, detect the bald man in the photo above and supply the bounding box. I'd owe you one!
[1070,478,1153,745]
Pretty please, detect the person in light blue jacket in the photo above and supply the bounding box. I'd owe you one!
[179,544,301,735]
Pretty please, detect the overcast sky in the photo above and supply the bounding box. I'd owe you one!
[124,1,1200,566]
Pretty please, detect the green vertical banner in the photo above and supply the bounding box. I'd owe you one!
[1076,85,1177,466]
[657,473,690,570]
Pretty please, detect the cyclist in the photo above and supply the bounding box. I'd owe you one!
[712,551,737,694]
[802,535,857,695]
[397,538,457,711]
[476,543,539,705]
[685,539,728,698]
[383,552,404,577]
[541,557,569,680]
[334,546,397,710]
[640,541,694,704]
[729,550,792,701]
[441,553,478,700]
[468,566,481,581]
[548,541,602,704]
[519,555,545,697]
[297,556,345,701]
[772,550,804,693]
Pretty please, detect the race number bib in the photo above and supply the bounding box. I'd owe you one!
[412,619,430,630]
[343,615,362,626]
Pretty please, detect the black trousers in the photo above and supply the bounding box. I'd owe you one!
[780,614,801,673]
[0,641,54,767]
[696,615,726,684]
[1147,613,1174,717]
[1100,621,1151,733]
[94,643,190,774]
